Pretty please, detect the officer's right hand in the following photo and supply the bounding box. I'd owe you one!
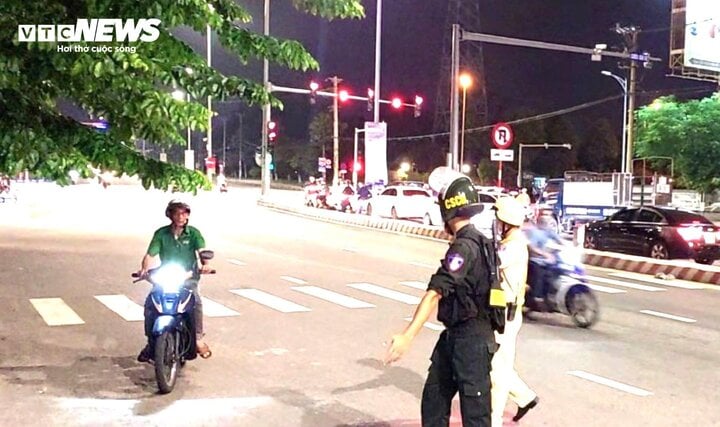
[384,333,411,365]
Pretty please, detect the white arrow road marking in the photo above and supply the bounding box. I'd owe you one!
[405,317,445,331]
[399,281,427,290]
[348,283,421,305]
[291,286,375,309]
[567,371,653,397]
[94,295,144,321]
[230,289,311,313]
[280,276,307,285]
[639,309,696,323]
[585,275,665,292]
[30,298,85,326]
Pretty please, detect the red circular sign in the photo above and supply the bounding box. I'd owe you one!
[491,122,514,149]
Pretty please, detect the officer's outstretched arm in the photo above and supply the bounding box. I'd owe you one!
[384,290,441,365]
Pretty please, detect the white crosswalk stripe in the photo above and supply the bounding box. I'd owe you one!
[202,297,241,317]
[94,295,144,321]
[280,276,307,285]
[609,272,705,290]
[30,298,85,326]
[348,283,421,305]
[229,289,311,313]
[585,275,665,292]
[586,284,627,294]
[399,281,427,290]
[227,258,246,266]
[291,286,375,309]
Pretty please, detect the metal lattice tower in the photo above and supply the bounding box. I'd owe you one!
[433,0,488,135]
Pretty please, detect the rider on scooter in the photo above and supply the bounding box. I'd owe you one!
[137,200,213,362]
[526,215,562,307]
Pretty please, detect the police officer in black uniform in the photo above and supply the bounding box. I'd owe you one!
[385,168,506,427]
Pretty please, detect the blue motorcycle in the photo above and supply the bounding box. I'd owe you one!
[526,243,599,328]
[132,250,214,394]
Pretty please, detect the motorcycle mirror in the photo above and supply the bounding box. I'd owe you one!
[199,250,215,261]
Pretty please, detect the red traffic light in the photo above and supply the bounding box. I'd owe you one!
[367,88,374,99]
[268,121,277,142]
[414,95,423,106]
[309,81,319,92]
[354,161,362,172]
[267,121,276,130]
[338,90,350,102]
[391,97,403,109]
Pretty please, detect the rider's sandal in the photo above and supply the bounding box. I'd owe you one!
[197,343,212,359]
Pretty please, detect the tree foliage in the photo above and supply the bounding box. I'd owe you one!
[0,0,363,191]
[577,118,619,172]
[635,95,720,194]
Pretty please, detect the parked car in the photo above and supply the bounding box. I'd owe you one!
[325,184,355,212]
[583,206,720,264]
[367,185,441,225]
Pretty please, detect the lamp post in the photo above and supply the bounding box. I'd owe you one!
[172,88,194,169]
[517,143,572,188]
[373,0,382,122]
[206,6,214,181]
[459,73,472,169]
[601,70,628,173]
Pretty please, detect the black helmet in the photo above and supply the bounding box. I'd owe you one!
[439,176,483,223]
[165,200,191,218]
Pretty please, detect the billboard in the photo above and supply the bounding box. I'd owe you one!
[684,0,720,72]
[363,121,388,185]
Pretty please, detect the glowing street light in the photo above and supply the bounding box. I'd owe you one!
[459,72,473,168]
[461,164,471,174]
[400,162,410,172]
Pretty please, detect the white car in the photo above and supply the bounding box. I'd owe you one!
[367,186,442,225]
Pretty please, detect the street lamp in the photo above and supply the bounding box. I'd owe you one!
[601,70,628,174]
[172,88,193,169]
[459,73,472,168]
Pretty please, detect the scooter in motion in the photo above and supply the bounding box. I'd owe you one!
[131,250,215,394]
[526,243,599,328]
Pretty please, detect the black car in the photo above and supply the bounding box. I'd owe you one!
[583,206,720,264]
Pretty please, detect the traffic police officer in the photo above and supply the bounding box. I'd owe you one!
[385,167,506,427]
[490,196,539,426]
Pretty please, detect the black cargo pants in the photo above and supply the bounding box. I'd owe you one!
[421,329,494,427]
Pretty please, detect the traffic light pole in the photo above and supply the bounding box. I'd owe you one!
[260,0,271,196]
[329,76,342,184]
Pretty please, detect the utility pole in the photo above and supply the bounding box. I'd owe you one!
[238,113,243,178]
[206,22,213,182]
[373,0,382,122]
[328,76,342,184]
[622,27,641,175]
[222,118,227,170]
[260,0,271,196]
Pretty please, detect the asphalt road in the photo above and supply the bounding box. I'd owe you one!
[1,183,719,426]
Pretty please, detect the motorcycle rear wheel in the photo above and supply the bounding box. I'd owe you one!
[568,291,599,328]
[154,330,180,394]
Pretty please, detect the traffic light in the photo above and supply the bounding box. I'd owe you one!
[338,89,349,103]
[414,95,423,118]
[367,88,374,111]
[309,81,319,104]
[391,97,403,110]
[267,120,277,144]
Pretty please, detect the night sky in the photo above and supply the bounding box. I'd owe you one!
[178,0,716,169]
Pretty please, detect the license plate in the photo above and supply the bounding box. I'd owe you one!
[703,232,716,244]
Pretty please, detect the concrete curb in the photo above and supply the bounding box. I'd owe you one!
[258,198,720,285]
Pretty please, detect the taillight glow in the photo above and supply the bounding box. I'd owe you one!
[677,226,703,241]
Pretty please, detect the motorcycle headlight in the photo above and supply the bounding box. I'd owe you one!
[151,264,189,292]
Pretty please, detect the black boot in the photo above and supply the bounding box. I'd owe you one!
[513,397,539,422]
[137,343,154,363]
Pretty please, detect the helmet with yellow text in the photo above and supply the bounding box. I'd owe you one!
[428,167,483,224]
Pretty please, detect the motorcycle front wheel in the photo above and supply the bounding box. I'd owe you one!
[154,330,180,394]
[568,291,599,328]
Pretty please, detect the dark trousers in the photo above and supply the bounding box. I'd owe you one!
[421,330,493,427]
[528,261,548,300]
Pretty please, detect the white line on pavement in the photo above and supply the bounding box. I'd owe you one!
[567,370,653,397]
[639,309,696,323]
[94,295,144,321]
[227,258,246,266]
[202,297,241,317]
[348,283,421,305]
[585,275,665,292]
[29,298,85,326]
[291,286,375,309]
[404,317,445,331]
[229,289,311,313]
[280,276,307,285]
[409,261,435,269]
[342,247,358,253]
[399,281,427,290]
[609,272,705,290]
[586,284,627,294]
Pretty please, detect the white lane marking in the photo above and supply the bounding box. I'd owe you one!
[292,286,375,309]
[404,317,445,331]
[585,275,665,292]
[409,261,435,269]
[229,289,311,313]
[29,298,85,326]
[280,276,307,285]
[609,272,705,290]
[399,281,427,290]
[94,295,144,321]
[342,247,358,253]
[567,370,653,397]
[348,283,421,305]
[227,258,246,266]
[639,309,696,323]
[202,297,241,317]
[587,284,627,294]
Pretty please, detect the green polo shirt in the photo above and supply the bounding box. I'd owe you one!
[147,225,206,272]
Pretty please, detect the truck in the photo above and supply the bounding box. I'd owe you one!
[535,171,632,234]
